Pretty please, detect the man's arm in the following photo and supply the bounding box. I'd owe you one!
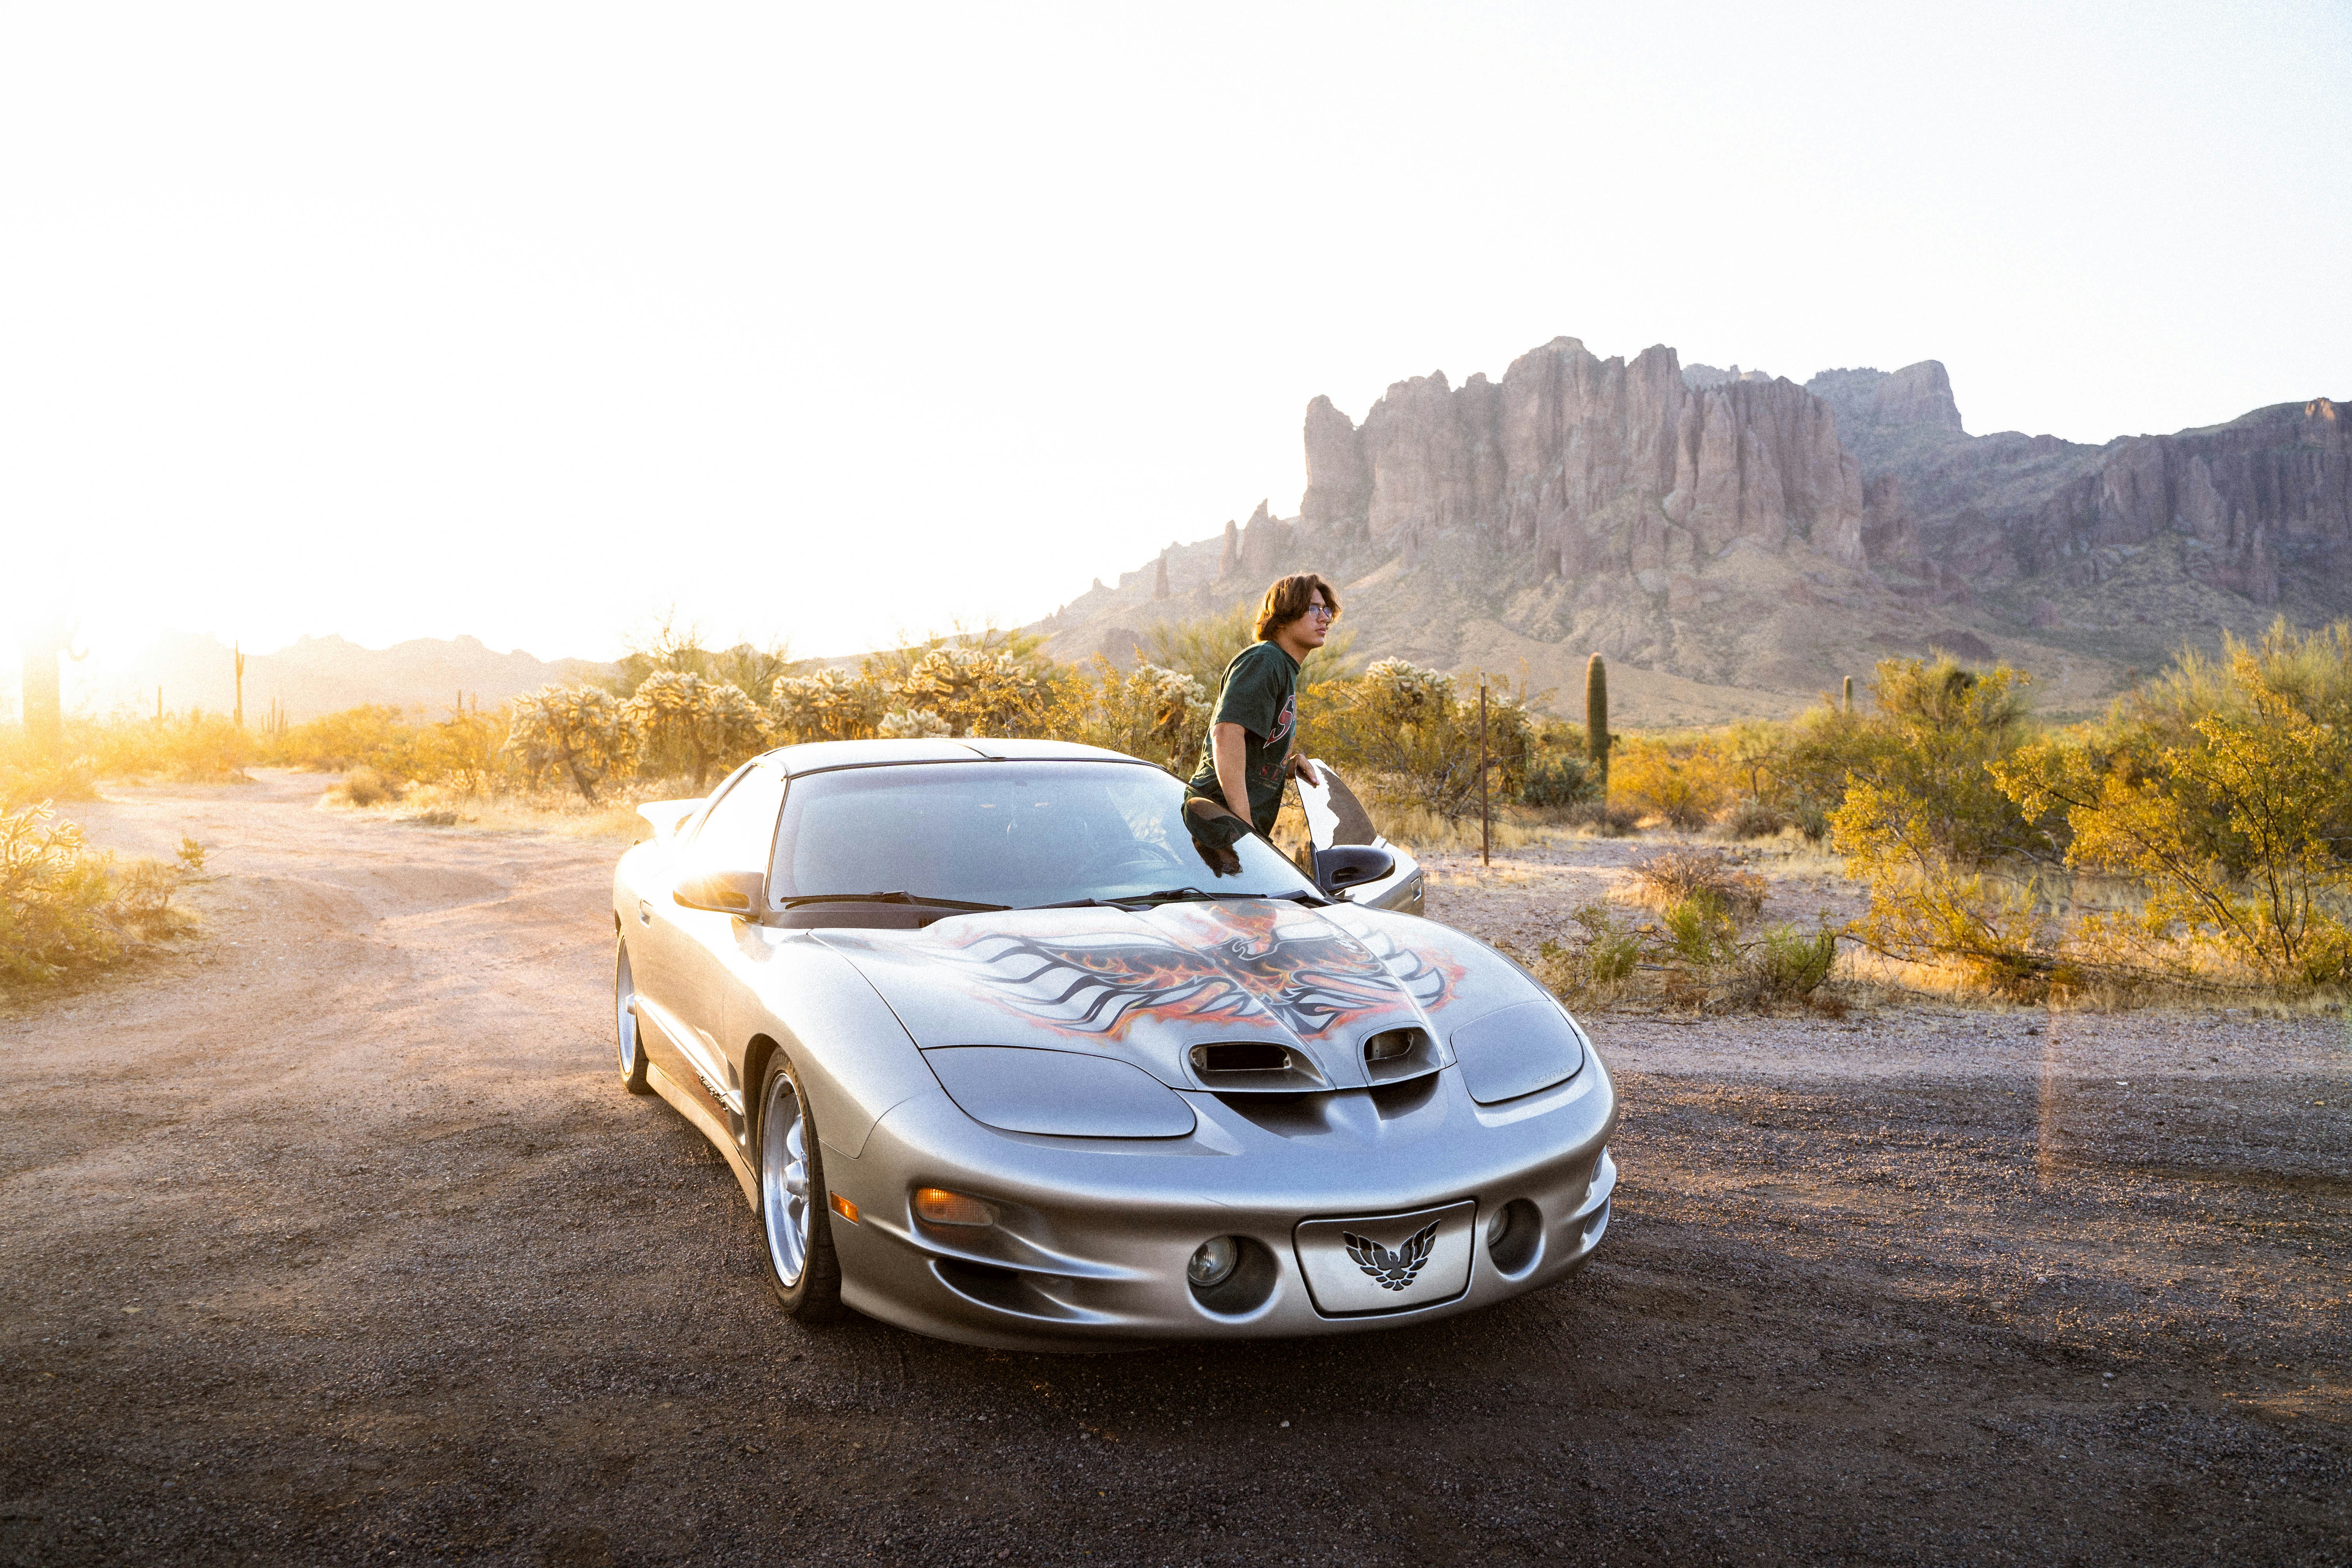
[1210,722,1252,822]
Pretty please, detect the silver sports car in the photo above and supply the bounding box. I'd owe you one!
[612,737,1617,1351]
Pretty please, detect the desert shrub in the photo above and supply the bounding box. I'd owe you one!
[1626,846,1766,920]
[332,766,401,807]
[897,645,1056,739]
[1658,891,1741,967]
[1720,799,1789,839]
[1746,924,1838,1000]
[859,625,1067,742]
[1769,702,1890,829]
[1535,902,1642,1000]
[0,800,192,987]
[1036,657,1209,773]
[0,751,98,810]
[269,705,417,775]
[1521,752,1592,808]
[1829,654,2071,991]
[407,708,511,797]
[614,615,793,702]
[1993,619,2352,988]
[1315,660,1536,822]
[1612,734,1731,829]
[1559,799,1639,836]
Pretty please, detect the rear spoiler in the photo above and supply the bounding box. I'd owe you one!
[635,799,702,844]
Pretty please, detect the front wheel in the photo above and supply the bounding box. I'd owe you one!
[615,939,653,1095]
[757,1053,844,1321]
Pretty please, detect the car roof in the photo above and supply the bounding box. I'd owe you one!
[763,737,1150,777]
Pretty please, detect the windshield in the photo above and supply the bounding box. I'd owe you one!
[768,760,1321,908]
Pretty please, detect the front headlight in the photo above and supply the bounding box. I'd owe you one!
[920,1045,1196,1138]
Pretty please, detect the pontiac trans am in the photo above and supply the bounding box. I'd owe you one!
[611,737,1617,1351]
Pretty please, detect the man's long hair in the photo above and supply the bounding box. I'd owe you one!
[1254,572,1339,642]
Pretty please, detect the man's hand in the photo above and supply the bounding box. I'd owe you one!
[1289,753,1320,788]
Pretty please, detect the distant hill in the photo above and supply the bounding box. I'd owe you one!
[71,633,615,723]
[1031,335,2347,727]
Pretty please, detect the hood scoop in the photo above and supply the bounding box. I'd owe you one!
[1187,1040,1330,1093]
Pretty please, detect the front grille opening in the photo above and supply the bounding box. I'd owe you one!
[1192,1041,1292,1075]
[1486,1198,1544,1276]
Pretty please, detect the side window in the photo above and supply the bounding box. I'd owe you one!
[690,767,787,877]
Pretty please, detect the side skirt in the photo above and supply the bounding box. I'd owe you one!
[649,1061,759,1207]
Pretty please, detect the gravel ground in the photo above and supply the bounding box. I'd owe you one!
[1,774,2345,1566]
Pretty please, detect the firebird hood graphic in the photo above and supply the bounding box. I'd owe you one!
[818,900,1515,1093]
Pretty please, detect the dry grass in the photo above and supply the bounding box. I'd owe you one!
[318,775,686,842]
[1624,845,1767,920]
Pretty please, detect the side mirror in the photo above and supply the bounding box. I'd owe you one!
[1313,844,1395,897]
[673,869,765,915]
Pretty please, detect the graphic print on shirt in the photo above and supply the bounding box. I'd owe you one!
[1267,693,1296,748]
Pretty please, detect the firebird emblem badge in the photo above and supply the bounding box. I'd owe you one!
[1342,1221,1441,1291]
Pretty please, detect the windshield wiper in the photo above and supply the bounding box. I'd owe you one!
[780,891,1009,911]
[1022,887,1330,912]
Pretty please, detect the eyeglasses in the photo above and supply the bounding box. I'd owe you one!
[1303,603,1335,621]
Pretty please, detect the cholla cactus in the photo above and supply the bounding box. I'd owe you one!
[1361,657,1456,721]
[506,684,638,803]
[898,646,1049,737]
[623,670,770,788]
[770,666,888,742]
[878,708,951,739]
[1136,662,1208,750]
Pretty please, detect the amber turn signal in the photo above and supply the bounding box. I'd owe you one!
[914,1187,995,1227]
[829,1192,860,1224]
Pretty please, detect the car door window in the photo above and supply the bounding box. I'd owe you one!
[690,766,787,876]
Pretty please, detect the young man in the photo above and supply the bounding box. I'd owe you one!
[1183,572,1338,869]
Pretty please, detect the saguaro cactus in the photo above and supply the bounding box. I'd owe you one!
[1842,674,1854,714]
[234,643,247,729]
[19,619,82,758]
[1584,653,1611,800]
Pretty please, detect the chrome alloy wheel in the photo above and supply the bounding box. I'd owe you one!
[615,948,639,1073]
[614,940,651,1094]
[760,1071,814,1288]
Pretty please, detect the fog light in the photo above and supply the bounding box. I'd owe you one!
[914,1187,995,1227]
[1187,1236,1240,1289]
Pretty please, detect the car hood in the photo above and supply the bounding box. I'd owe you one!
[815,898,1539,1092]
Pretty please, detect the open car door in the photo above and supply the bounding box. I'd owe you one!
[1295,760,1427,916]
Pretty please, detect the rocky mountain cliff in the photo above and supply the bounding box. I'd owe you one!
[1037,335,2348,726]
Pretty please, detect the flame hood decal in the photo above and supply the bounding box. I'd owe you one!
[818,900,1533,1093]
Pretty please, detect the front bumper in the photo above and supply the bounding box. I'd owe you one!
[820,1052,1617,1351]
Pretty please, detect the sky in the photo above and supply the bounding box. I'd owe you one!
[5,1,2347,684]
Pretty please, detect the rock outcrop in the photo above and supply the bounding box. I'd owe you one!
[1813,366,2352,610]
[1305,338,1866,579]
[2018,398,2350,605]
[1034,333,2348,726]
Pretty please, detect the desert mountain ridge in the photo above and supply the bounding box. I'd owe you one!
[1031,336,2348,726]
[55,632,616,724]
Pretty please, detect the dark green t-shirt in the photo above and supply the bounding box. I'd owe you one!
[1186,640,1299,836]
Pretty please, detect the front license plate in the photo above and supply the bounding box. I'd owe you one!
[1293,1200,1475,1315]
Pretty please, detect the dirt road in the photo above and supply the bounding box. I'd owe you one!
[3,773,2346,1566]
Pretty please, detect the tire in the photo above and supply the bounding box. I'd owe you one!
[615,939,653,1095]
[756,1053,845,1321]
